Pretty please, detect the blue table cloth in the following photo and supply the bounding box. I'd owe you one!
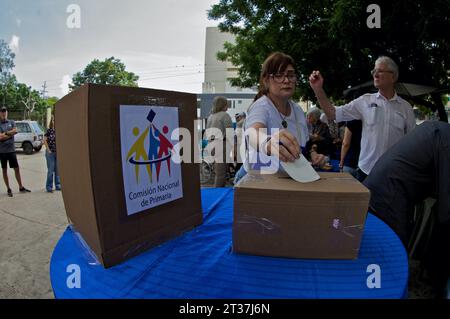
[50,188,409,299]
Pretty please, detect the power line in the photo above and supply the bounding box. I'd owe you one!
[139,67,239,81]
[40,64,243,93]
[28,63,234,84]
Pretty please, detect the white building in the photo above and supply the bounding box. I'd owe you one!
[199,27,257,120]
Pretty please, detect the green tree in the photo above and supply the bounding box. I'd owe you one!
[0,39,48,122]
[208,0,450,101]
[0,76,47,120]
[43,96,59,121]
[1,40,16,107]
[0,39,15,83]
[46,96,59,108]
[70,57,139,90]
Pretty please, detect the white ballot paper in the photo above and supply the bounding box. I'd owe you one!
[280,155,320,183]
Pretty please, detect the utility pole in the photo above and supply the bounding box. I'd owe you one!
[41,81,52,128]
[40,81,48,99]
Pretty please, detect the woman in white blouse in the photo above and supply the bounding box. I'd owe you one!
[243,52,325,176]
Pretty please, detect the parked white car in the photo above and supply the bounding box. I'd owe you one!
[14,120,44,154]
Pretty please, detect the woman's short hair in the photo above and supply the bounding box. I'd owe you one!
[307,107,322,121]
[375,56,399,82]
[211,96,228,114]
[257,52,296,98]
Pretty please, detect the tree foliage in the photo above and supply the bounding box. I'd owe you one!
[208,0,450,101]
[70,57,139,90]
[0,75,50,121]
[0,40,50,122]
[0,39,15,84]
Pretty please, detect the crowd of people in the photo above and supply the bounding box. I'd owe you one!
[203,52,449,297]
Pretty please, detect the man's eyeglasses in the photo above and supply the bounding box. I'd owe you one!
[270,72,297,83]
[371,69,394,76]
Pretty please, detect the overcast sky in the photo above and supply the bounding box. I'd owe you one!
[0,0,220,97]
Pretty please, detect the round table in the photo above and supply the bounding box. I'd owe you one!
[50,188,408,298]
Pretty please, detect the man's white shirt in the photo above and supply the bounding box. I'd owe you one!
[335,92,416,174]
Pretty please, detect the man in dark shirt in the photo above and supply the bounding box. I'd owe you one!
[0,107,31,197]
[339,120,362,176]
[364,121,450,295]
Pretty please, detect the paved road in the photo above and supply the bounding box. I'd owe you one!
[0,150,68,299]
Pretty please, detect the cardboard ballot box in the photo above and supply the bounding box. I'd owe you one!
[55,84,202,268]
[233,172,370,260]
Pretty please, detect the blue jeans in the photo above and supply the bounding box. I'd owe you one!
[343,166,357,177]
[46,151,61,191]
[233,165,247,185]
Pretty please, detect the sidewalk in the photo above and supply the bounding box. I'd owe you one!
[0,151,68,298]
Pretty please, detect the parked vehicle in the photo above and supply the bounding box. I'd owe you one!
[14,120,44,154]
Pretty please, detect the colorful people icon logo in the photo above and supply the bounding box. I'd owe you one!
[126,126,152,183]
[126,109,175,184]
[154,125,173,182]
[148,126,160,173]
[147,111,160,178]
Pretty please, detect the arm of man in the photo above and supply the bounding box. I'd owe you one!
[309,71,336,121]
[6,120,17,136]
[309,71,364,123]
[0,129,14,141]
[7,127,17,136]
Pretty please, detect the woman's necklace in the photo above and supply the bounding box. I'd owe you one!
[276,103,290,129]
[268,95,290,129]
[278,111,288,129]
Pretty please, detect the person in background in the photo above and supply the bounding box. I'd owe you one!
[44,116,61,193]
[306,107,333,156]
[235,112,246,129]
[0,106,31,197]
[234,112,246,172]
[309,56,416,182]
[339,120,362,176]
[206,96,233,187]
[322,113,345,160]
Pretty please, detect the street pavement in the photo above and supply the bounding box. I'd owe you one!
[0,150,67,298]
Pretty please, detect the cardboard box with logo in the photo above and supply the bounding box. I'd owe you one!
[55,84,202,268]
[233,172,370,259]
